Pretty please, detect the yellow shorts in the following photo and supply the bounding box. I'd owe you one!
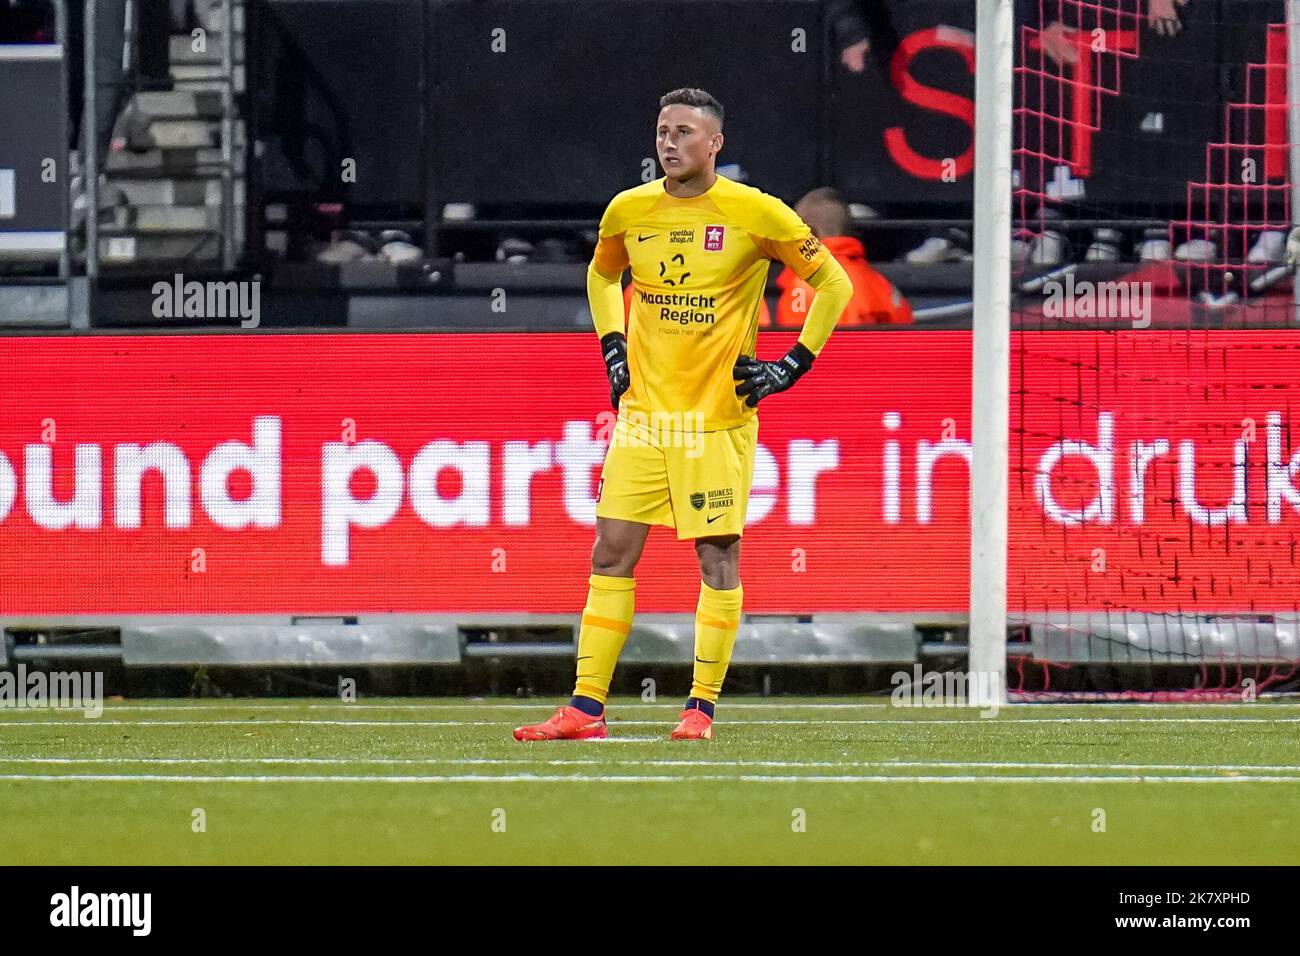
[595,414,757,540]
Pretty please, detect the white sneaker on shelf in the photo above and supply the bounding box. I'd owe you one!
[1137,231,1172,261]
[1174,238,1216,262]
[905,236,958,264]
[1085,228,1122,263]
[1247,230,1286,264]
[316,239,368,264]
[1010,237,1031,267]
[1196,290,1240,309]
[1028,229,1065,267]
[1286,226,1300,269]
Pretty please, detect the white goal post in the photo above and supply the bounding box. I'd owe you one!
[1289,0,1300,320]
[969,0,1014,707]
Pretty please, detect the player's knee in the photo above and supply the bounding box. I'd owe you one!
[695,536,740,587]
[591,535,638,576]
[591,555,634,577]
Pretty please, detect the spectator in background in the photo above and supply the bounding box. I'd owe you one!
[1034,0,1190,66]
[137,0,174,92]
[828,0,903,75]
[770,187,912,327]
[66,0,129,163]
[1147,0,1188,36]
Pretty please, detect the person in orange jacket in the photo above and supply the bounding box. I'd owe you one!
[769,187,912,328]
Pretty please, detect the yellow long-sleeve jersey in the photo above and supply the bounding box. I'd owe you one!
[587,174,852,431]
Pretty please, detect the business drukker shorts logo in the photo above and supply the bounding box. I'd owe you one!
[691,487,734,513]
[703,225,725,252]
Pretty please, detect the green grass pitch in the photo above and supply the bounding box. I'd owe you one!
[2,697,1299,865]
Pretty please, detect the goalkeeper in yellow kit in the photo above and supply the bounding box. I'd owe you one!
[514,88,853,741]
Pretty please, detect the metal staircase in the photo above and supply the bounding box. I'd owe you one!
[86,0,245,274]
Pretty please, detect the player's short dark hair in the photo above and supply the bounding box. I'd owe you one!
[659,88,724,129]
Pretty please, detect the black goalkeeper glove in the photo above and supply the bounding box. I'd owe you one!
[601,331,630,409]
[733,342,815,408]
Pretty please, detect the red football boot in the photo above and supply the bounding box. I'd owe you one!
[669,707,714,740]
[513,705,607,741]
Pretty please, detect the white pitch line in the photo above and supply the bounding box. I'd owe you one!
[4,716,1300,727]
[2,756,1299,774]
[875,759,1300,773]
[78,701,1300,712]
[67,702,901,712]
[0,772,1299,784]
[0,719,503,727]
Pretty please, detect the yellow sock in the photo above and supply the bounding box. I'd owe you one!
[572,573,635,705]
[689,580,743,703]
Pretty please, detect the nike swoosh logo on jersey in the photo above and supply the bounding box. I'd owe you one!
[637,233,660,242]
